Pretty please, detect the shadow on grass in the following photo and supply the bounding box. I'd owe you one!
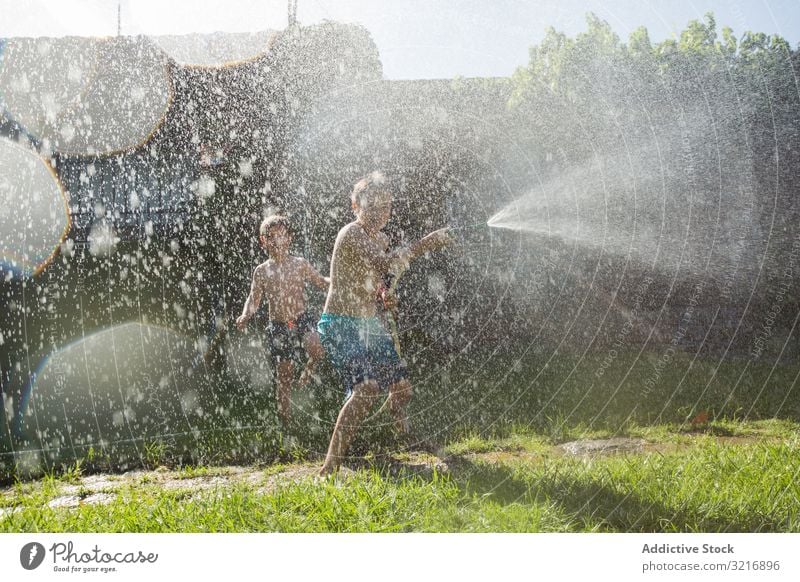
[369,452,783,532]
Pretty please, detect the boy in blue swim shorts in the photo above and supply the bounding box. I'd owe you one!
[318,171,451,475]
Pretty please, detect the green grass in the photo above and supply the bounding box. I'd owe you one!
[2,350,797,531]
[3,349,797,480]
[2,420,798,532]
[449,439,800,532]
[442,429,548,456]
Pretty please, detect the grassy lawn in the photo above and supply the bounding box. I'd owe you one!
[1,419,798,532]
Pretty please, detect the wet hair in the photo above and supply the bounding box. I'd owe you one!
[259,214,290,237]
[351,171,391,209]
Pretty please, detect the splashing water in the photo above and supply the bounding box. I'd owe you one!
[485,136,760,280]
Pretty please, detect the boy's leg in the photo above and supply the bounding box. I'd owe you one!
[320,379,380,475]
[373,322,411,435]
[388,378,437,452]
[269,322,296,429]
[387,378,412,434]
[298,330,324,388]
[276,360,294,427]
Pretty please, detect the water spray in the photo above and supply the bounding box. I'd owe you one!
[449,222,492,234]
[446,221,493,245]
[445,197,495,240]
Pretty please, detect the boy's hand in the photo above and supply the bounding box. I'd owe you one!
[235,314,249,331]
[381,288,398,312]
[421,227,452,252]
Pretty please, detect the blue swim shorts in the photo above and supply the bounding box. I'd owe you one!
[317,313,408,399]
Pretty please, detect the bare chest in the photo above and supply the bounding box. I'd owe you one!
[263,262,305,299]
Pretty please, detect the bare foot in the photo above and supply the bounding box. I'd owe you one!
[400,433,441,454]
[318,463,336,477]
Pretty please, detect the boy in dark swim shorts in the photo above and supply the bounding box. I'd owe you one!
[267,312,317,366]
[318,171,451,475]
[236,215,330,428]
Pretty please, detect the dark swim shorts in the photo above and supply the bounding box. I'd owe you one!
[267,311,317,366]
[317,313,408,400]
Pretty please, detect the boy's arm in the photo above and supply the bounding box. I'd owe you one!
[236,267,266,329]
[303,260,330,290]
[351,225,451,275]
[405,227,452,261]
